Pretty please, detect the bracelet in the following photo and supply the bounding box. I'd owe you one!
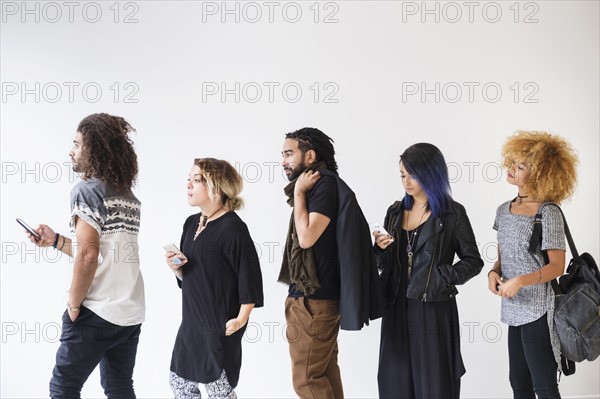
[536,269,542,284]
[52,233,60,248]
[67,304,80,312]
[58,235,66,250]
[487,269,500,278]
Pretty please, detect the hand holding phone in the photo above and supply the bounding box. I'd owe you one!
[164,243,187,265]
[16,218,41,240]
[369,222,391,237]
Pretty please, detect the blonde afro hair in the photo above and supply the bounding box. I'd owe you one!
[501,130,578,204]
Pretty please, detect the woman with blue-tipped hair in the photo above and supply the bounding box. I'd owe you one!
[373,143,484,399]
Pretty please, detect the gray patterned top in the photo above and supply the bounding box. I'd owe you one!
[493,200,565,326]
[68,178,145,325]
[493,200,566,370]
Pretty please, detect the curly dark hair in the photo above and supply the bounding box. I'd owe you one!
[77,113,138,193]
[285,127,338,174]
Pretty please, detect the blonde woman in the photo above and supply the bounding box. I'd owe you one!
[488,131,578,398]
[166,158,264,399]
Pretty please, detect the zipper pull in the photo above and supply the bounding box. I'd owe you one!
[422,293,427,302]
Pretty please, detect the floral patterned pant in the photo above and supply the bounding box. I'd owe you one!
[169,370,237,399]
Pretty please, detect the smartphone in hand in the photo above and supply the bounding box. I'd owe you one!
[16,218,41,240]
[164,243,187,265]
[369,222,391,237]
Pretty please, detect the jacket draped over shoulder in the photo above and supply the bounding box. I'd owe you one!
[319,169,384,330]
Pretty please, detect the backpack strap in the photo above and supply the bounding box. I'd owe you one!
[528,202,581,266]
[528,203,561,295]
[527,201,577,376]
[528,203,545,254]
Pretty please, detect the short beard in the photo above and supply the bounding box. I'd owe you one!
[287,163,307,181]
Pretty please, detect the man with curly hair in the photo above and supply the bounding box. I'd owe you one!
[25,113,145,398]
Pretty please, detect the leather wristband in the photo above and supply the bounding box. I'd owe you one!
[487,269,501,278]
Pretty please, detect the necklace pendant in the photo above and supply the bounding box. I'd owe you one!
[406,244,412,252]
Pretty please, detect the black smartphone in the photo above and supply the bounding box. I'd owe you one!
[16,218,41,240]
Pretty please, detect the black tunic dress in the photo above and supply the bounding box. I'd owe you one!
[378,226,465,399]
[170,212,264,387]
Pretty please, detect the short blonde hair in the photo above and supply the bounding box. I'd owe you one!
[194,158,244,211]
[501,130,578,203]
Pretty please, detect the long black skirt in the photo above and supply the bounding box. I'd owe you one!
[378,295,466,399]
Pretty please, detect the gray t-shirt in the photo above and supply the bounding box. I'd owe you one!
[493,200,565,327]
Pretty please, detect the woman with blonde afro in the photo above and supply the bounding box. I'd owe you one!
[488,131,578,399]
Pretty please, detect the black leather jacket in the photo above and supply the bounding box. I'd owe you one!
[376,199,483,303]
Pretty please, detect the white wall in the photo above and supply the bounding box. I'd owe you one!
[1,1,598,398]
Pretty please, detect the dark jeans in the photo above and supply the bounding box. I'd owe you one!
[49,306,142,399]
[508,313,560,399]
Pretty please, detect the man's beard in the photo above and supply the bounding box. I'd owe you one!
[286,163,307,181]
[71,160,82,173]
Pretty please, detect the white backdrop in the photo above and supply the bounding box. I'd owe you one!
[1,1,599,398]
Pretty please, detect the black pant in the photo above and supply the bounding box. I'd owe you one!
[508,313,560,399]
[49,306,142,399]
[378,298,464,399]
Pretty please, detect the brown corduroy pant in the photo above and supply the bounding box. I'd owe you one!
[285,296,344,399]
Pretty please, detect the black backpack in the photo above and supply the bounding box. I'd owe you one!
[529,203,600,376]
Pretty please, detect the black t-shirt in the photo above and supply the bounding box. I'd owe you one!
[289,174,340,300]
[170,211,264,387]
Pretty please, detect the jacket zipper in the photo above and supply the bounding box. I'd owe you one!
[392,227,402,302]
[421,234,439,302]
[390,211,402,303]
